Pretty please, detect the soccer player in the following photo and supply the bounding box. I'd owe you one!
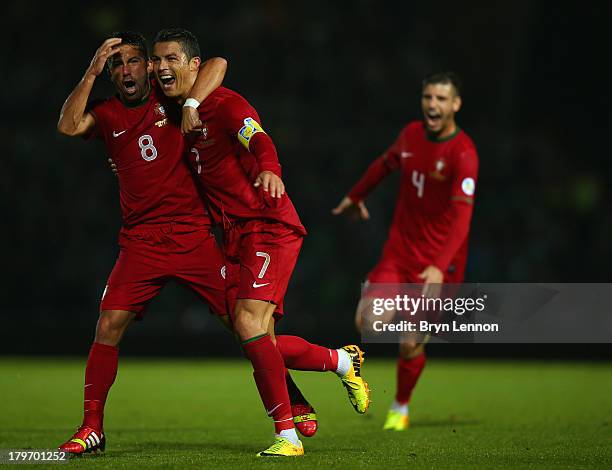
[333,72,479,431]
[151,28,371,457]
[55,32,230,454]
[55,31,324,455]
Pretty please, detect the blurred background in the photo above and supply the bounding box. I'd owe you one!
[2,0,610,357]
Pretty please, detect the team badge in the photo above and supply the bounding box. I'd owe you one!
[429,158,447,181]
[237,117,265,149]
[461,177,476,196]
[155,118,168,127]
[154,103,166,116]
[201,122,208,140]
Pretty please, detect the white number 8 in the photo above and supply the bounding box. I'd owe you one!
[138,135,158,161]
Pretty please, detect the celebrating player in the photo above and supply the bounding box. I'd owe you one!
[333,72,479,431]
[55,31,229,454]
[55,32,320,455]
[151,28,371,457]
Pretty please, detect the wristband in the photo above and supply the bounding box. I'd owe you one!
[183,98,200,109]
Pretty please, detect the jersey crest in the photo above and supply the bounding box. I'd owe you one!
[429,158,448,181]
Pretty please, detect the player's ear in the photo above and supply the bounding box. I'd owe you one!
[452,95,462,113]
[146,59,153,74]
[190,56,202,71]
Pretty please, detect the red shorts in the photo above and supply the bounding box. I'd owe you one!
[100,222,226,318]
[223,219,303,318]
[367,257,465,284]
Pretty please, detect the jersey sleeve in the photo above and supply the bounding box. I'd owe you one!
[432,147,479,272]
[449,148,478,203]
[83,98,107,141]
[347,130,402,202]
[216,94,281,175]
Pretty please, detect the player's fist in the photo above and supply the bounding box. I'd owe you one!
[181,106,202,134]
[86,38,122,78]
[254,171,285,198]
[108,158,118,176]
[418,265,444,297]
[332,196,370,220]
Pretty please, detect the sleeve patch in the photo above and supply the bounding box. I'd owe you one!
[237,117,265,149]
[461,177,476,196]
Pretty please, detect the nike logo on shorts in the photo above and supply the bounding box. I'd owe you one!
[252,281,270,288]
[113,130,127,137]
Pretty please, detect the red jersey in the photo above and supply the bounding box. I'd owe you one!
[187,87,305,235]
[89,83,210,228]
[349,121,478,279]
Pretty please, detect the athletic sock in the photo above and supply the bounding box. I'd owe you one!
[391,400,409,416]
[276,335,338,372]
[395,353,426,404]
[335,348,351,377]
[285,370,308,405]
[82,342,119,432]
[242,334,294,434]
[277,428,300,446]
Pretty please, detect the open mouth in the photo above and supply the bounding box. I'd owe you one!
[122,79,137,95]
[425,111,442,127]
[159,73,176,89]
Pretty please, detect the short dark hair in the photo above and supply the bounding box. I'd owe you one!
[153,27,201,60]
[108,31,148,59]
[422,71,462,96]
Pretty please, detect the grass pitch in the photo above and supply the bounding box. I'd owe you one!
[0,357,610,469]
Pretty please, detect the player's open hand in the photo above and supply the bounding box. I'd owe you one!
[418,265,444,297]
[87,38,122,78]
[181,106,202,135]
[108,158,118,177]
[332,196,370,220]
[254,171,285,198]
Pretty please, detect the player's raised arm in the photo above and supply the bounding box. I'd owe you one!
[58,38,122,137]
[332,140,401,219]
[181,57,228,134]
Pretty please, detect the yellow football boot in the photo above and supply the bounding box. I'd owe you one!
[339,345,371,414]
[256,437,304,457]
[383,409,409,431]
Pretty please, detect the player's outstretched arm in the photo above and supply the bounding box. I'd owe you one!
[58,38,122,137]
[181,57,228,134]
[332,196,370,220]
[333,150,399,219]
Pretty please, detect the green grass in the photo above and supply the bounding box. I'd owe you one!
[0,357,610,469]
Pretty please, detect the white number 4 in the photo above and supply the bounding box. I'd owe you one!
[412,170,425,198]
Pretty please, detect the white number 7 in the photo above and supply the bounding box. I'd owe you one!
[255,252,271,278]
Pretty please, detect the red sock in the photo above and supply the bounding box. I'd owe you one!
[82,342,119,431]
[285,370,308,405]
[395,353,426,404]
[243,334,294,433]
[276,335,338,372]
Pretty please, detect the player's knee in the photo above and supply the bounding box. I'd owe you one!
[95,310,133,346]
[399,341,423,359]
[233,307,262,339]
